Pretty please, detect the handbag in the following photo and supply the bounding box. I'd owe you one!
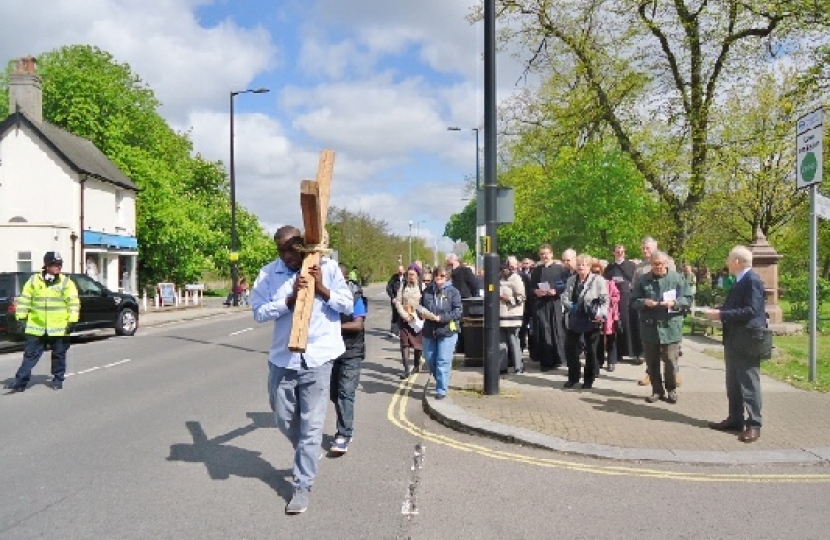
[756,328,774,360]
[568,305,597,334]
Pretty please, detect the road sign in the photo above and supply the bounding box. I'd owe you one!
[796,108,823,190]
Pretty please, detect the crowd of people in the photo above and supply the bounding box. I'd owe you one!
[382,238,768,445]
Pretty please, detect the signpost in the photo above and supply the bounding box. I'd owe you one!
[797,107,824,383]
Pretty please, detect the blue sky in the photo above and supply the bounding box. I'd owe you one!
[0,0,527,253]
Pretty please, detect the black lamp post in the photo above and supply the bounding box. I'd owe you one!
[229,87,269,306]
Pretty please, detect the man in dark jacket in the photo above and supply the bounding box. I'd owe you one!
[631,251,692,405]
[445,253,479,353]
[703,245,767,443]
[329,264,368,454]
[386,265,405,337]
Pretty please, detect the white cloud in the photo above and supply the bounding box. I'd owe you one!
[0,0,277,124]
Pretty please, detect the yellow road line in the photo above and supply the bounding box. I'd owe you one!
[387,376,830,483]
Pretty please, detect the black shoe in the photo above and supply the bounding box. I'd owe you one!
[581,383,593,390]
[564,381,577,388]
[434,394,446,400]
[514,368,525,374]
[52,380,63,390]
[607,364,616,372]
[7,383,26,393]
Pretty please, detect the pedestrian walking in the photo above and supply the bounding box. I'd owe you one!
[393,267,425,378]
[6,251,80,392]
[562,254,608,390]
[418,268,462,399]
[329,264,368,455]
[251,226,353,515]
[386,265,406,337]
[499,259,526,374]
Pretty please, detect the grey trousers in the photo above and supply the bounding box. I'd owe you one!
[724,340,762,428]
[500,327,523,372]
[643,341,679,395]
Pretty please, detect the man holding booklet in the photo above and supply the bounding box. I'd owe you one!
[630,251,693,404]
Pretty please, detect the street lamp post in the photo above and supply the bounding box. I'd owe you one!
[447,126,481,269]
[229,87,269,306]
[408,220,413,265]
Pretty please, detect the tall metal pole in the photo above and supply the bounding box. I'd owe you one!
[809,184,818,382]
[229,92,239,306]
[228,88,269,307]
[474,127,481,271]
[482,0,499,395]
[408,221,413,265]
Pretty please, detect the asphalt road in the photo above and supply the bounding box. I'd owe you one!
[1,289,829,539]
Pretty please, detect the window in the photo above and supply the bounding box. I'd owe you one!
[16,251,32,272]
[72,275,103,296]
[115,190,124,227]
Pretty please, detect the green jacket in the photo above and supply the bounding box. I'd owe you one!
[16,273,80,336]
[630,270,692,344]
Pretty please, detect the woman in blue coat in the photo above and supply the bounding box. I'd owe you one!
[418,268,463,399]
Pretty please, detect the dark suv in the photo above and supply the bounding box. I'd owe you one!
[0,272,139,341]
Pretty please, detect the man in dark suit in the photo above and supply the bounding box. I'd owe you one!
[703,245,767,443]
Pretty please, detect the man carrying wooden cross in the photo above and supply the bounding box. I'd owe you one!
[250,151,353,515]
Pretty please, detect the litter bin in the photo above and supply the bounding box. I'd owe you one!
[461,297,484,367]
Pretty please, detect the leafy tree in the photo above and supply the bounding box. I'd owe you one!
[486,0,829,255]
[1,45,273,286]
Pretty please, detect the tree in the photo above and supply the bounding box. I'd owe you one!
[488,0,829,255]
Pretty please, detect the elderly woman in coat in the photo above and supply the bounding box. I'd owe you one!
[499,259,526,374]
[562,253,609,389]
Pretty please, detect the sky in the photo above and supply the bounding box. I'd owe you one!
[0,0,531,255]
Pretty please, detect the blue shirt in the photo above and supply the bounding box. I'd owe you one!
[251,257,353,369]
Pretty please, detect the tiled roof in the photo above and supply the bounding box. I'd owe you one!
[0,111,139,191]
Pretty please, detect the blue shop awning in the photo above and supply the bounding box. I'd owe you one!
[83,230,138,250]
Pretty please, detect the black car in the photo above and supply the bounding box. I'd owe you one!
[0,272,139,341]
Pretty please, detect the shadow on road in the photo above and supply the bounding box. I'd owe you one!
[161,335,268,355]
[167,412,294,501]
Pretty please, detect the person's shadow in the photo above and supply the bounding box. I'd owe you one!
[167,412,294,501]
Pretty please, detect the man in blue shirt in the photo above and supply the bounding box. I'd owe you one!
[251,226,353,514]
[329,263,368,455]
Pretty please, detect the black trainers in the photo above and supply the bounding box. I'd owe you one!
[645,393,664,403]
[6,380,26,392]
[52,380,63,390]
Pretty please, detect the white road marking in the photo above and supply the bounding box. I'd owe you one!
[65,358,132,378]
[229,328,253,336]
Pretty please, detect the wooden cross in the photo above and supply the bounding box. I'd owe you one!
[288,149,335,352]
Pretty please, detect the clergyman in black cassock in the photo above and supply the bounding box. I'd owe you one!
[603,245,637,358]
[529,246,567,370]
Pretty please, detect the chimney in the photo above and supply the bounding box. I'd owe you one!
[9,56,43,124]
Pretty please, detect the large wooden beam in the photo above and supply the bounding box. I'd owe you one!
[289,149,336,352]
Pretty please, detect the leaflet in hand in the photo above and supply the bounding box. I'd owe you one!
[537,281,551,291]
[662,289,678,312]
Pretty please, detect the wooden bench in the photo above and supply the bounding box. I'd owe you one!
[689,315,722,336]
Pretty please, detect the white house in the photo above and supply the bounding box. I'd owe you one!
[0,57,139,293]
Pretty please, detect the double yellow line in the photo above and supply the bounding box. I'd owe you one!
[387,376,830,483]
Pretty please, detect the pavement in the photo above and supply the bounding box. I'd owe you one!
[422,336,830,465]
[49,286,830,466]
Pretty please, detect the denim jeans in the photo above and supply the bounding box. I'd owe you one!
[330,356,362,438]
[268,361,332,490]
[423,333,458,397]
[15,335,70,383]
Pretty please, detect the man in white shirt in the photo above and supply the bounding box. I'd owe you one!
[251,226,353,514]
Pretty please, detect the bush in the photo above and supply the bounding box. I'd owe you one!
[780,274,830,325]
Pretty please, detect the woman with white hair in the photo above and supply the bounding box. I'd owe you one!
[562,254,609,389]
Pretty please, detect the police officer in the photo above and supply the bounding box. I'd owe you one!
[6,251,80,392]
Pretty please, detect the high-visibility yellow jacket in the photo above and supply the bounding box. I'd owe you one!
[15,273,80,336]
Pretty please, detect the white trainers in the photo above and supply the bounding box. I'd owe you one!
[330,435,350,454]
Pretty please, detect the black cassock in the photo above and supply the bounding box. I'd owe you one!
[529,263,567,369]
[604,259,638,358]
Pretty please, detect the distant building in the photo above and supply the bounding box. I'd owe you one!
[0,56,139,293]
